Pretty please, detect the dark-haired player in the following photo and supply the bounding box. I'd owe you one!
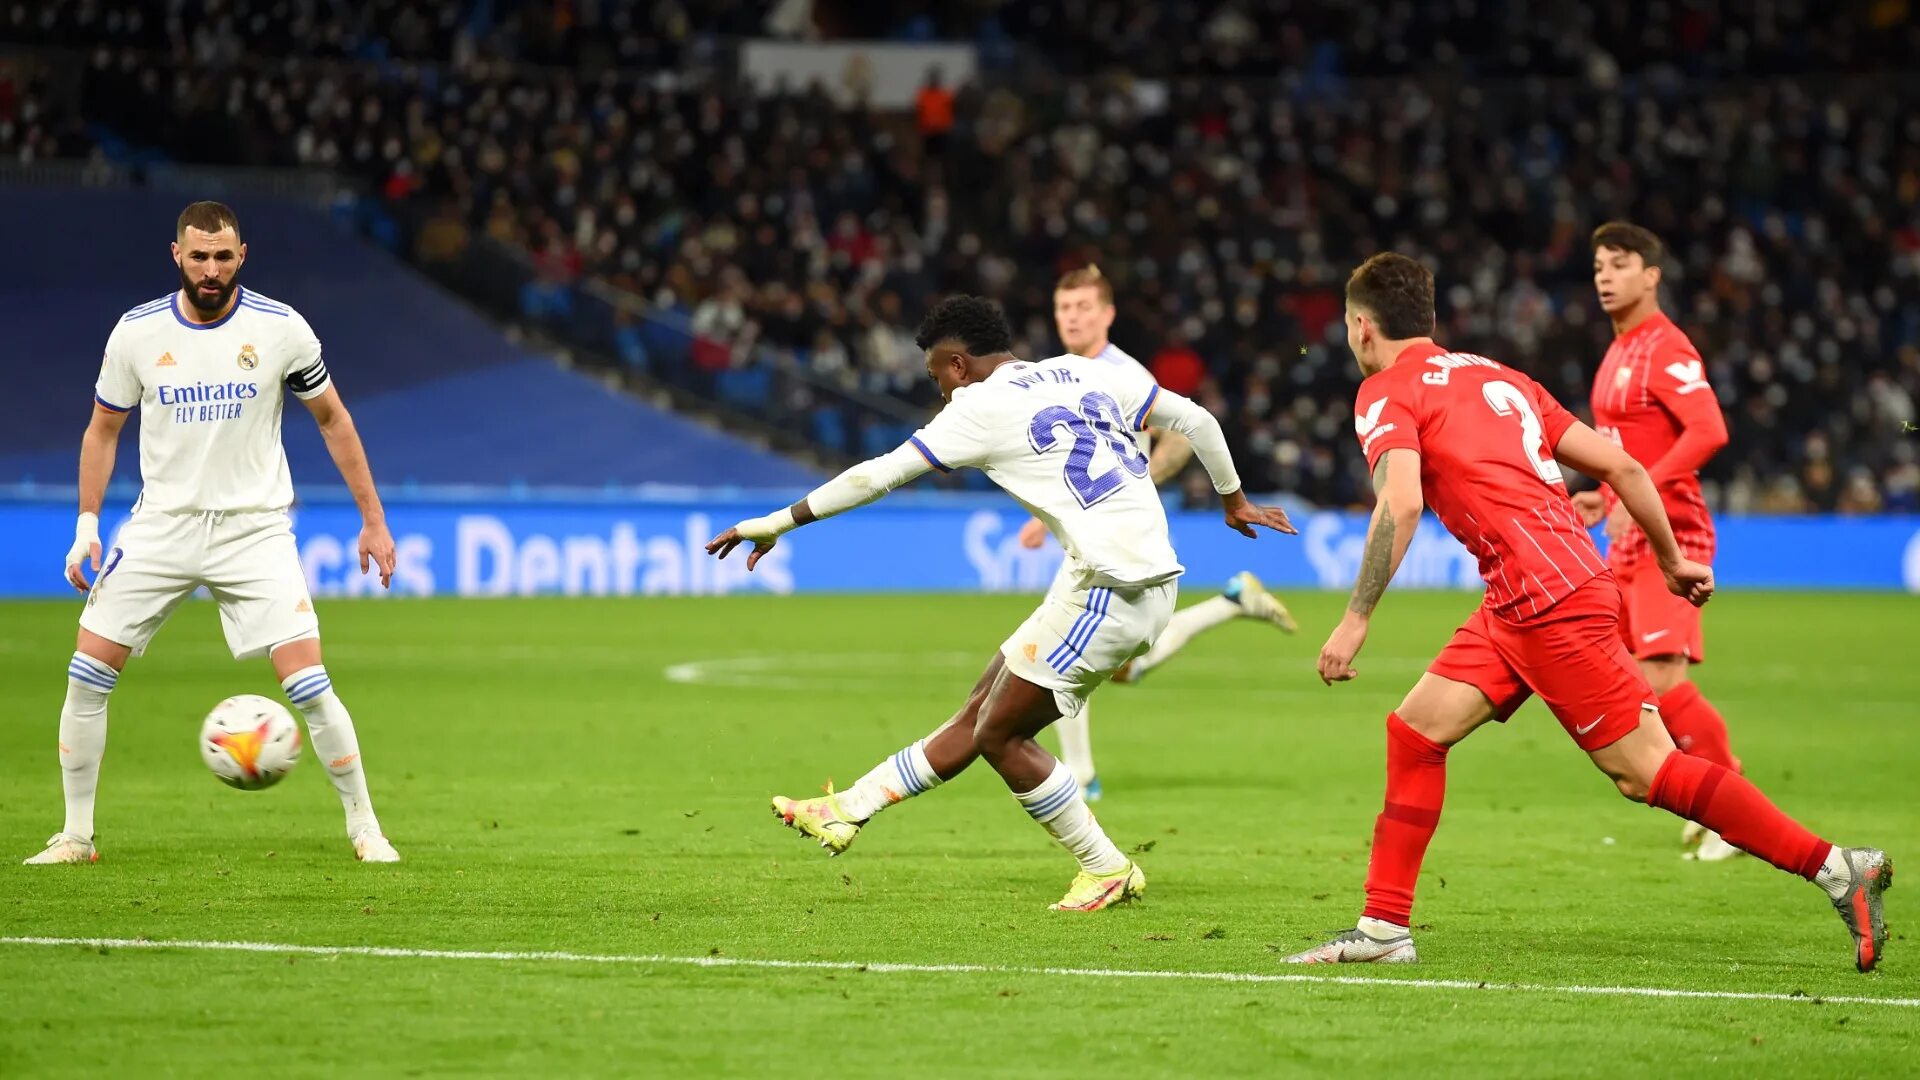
[29,201,399,865]
[707,296,1294,910]
[1284,254,1890,971]
[1574,222,1742,861]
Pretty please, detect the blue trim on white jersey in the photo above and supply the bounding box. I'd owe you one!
[171,286,246,331]
[1132,386,1160,430]
[120,295,173,323]
[240,289,291,313]
[908,437,952,474]
[94,393,132,413]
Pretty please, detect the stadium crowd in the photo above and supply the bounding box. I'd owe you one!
[7,1,1920,511]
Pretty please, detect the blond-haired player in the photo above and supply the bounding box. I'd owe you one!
[26,201,399,865]
[1025,265,1298,798]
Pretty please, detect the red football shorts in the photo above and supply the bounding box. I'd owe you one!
[1427,573,1656,752]
[1615,563,1705,662]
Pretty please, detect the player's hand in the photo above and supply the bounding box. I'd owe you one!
[1570,489,1608,527]
[1661,558,1715,608]
[359,520,397,588]
[706,526,777,571]
[1221,489,1297,538]
[1604,501,1632,544]
[64,512,102,594]
[1318,611,1370,684]
[1017,517,1049,550]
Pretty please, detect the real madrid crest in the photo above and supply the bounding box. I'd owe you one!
[238,344,260,371]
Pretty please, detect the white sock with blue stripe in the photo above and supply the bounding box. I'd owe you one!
[59,652,119,842]
[1016,760,1128,875]
[836,739,942,823]
[281,666,380,838]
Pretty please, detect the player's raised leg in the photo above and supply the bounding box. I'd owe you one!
[1114,572,1297,684]
[269,637,396,862]
[769,654,995,855]
[1284,672,1500,962]
[25,629,132,865]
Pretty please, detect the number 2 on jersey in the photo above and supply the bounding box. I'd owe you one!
[1482,380,1565,485]
[1028,391,1151,508]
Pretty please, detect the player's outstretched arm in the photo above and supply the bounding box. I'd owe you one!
[706,443,933,570]
[1319,448,1423,684]
[301,386,396,588]
[66,404,129,593]
[1554,422,1713,606]
[1145,390,1295,536]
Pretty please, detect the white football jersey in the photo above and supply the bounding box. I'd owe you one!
[911,353,1181,587]
[94,287,330,513]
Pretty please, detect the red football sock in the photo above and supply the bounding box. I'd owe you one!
[1647,751,1830,879]
[1362,712,1448,926]
[1659,681,1739,771]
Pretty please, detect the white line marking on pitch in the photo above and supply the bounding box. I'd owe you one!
[4,937,1914,1009]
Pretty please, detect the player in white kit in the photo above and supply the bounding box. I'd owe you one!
[25,201,400,866]
[706,296,1293,909]
[1030,266,1299,800]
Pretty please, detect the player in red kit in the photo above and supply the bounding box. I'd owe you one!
[1284,254,1891,971]
[1573,222,1743,861]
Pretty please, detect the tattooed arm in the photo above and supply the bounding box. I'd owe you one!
[1318,448,1424,684]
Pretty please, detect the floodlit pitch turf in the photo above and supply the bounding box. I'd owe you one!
[1,589,1916,1076]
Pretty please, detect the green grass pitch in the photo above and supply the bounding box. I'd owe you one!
[1,589,1916,1076]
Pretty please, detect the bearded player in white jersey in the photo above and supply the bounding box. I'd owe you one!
[26,201,400,866]
[707,296,1294,910]
[1028,266,1298,800]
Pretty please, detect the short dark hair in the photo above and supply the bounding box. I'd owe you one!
[1591,221,1663,268]
[177,200,241,243]
[1345,253,1435,340]
[915,295,1014,355]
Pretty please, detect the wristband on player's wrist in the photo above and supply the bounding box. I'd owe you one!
[738,507,797,540]
[75,511,99,540]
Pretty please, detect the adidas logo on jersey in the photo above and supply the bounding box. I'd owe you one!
[295,598,312,613]
[156,352,176,367]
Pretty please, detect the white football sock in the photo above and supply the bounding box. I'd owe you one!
[1129,596,1240,677]
[59,653,118,842]
[1358,916,1410,940]
[1815,846,1852,900]
[1015,760,1128,874]
[281,666,380,838]
[1054,702,1097,787]
[835,739,942,822]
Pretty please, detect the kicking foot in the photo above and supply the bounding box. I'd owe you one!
[1282,926,1418,964]
[1050,862,1145,912]
[353,832,401,863]
[23,832,98,865]
[1681,820,1708,848]
[771,790,861,856]
[1685,831,1744,863]
[1828,847,1893,972]
[1224,571,1298,633]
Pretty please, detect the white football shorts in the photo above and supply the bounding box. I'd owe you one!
[79,509,318,661]
[1001,577,1177,719]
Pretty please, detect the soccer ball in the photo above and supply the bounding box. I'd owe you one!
[200,695,303,790]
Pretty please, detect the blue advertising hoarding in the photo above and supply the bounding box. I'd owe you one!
[1,492,1916,598]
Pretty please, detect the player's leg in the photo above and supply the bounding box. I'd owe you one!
[267,636,395,862]
[28,519,193,865]
[1522,577,1891,971]
[209,512,394,862]
[1584,711,1891,970]
[771,653,997,855]
[1113,571,1297,684]
[1283,667,1510,964]
[1041,557,1101,796]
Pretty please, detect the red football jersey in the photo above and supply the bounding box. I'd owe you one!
[1590,312,1722,570]
[1356,342,1608,622]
